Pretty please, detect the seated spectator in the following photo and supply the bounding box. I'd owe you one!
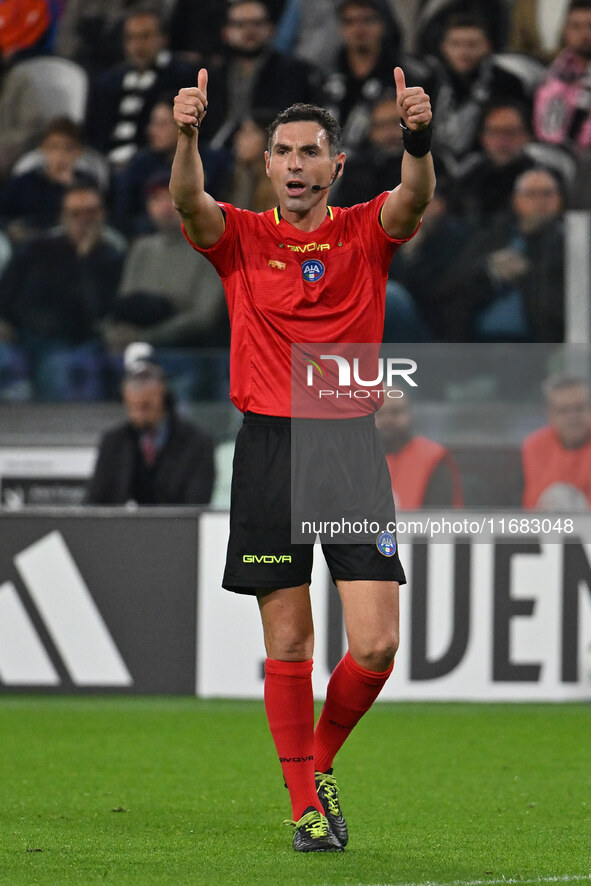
[0,183,124,400]
[219,112,277,211]
[0,117,98,242]
[440,169,564,342]
[386,0,509,56]
[320,0,408,152]
[389,179,472,338]
[534,0,591,152]
[522,373,591,510]
[86,345,215,505]
[429,14,541,172]
[331,90,447,207]
[452,100,536,221]
[104,173,227,354]
[437,167,565,342]
[509,0,570,62]
[55,0,159,77]
[84,9,194,167]
[112,97,231,237]
[375,391,463,508]
[204,0,319,149]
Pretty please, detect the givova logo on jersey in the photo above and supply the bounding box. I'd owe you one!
[301,258,325,282]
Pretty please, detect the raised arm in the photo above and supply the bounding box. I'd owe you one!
[380,67,436,240]
[169,68,226,248]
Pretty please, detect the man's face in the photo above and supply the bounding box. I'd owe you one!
[42,132,81,181]
[123,381,167,431]
[369,99,402,153]
[147,103,178,153]
[441,25,491,75]
[340,3,385,53]
[223,2,273,55]
[480,107,530,166]
[564,9,591,60]
[61,189,104,245]
[123,14,165,71]
[375,395,412,451]
[547,384,591,448]
[265,120,344,214]
[512,170,563,230]
[146,186,179,232]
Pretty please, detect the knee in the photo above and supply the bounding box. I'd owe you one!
[351,630,399,673]
[264,626,314,662]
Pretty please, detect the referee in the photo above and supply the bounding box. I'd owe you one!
[170,66,434,852]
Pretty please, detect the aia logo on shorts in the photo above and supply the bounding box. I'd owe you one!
[376,530,396,557]
[301,259,325,282]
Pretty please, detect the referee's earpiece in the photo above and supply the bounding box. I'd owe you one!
[311,162,343,192]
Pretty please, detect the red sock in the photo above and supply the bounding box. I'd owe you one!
[314,651,394,773]
[264,658,324,820]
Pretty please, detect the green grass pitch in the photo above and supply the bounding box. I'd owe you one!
[0,698,589,886]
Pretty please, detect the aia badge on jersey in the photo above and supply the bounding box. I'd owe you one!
[301,258,325,282]
[376,530,396,557]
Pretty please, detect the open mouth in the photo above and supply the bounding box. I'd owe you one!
[286,180,306,196]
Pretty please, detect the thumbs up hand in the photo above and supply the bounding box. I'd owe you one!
[173,67,209,135]
[394,66,432,131]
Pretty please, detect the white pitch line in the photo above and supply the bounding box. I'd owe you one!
[352,875,591,886]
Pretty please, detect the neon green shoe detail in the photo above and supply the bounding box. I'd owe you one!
[315,772,348,847]
[284,807,343,852]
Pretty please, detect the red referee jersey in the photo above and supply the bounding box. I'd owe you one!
[182,192,415,416]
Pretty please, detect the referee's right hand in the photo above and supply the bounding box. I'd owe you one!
[173,68,208,136]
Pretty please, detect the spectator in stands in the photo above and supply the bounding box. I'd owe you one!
[219,111,277,212]
[167,0,226,61]
[331,91,404,206]
[509,0,570,62]
[55,0,158,77]
[389,178,471,338]
[104,173,227,353]
[320,0,408,152]
[331,89,447,207]
[204,0,318,149]
[84,9,194,167]
[429,14,538,172]
[534,0,591,152]
[0,117,98,242]
[522,373,591,510]
[375,391,463,508]
[385,0,508,56]
[111,96,231,237]
[86,347,215,505]
[0,183,124,400]
[452,100,536,222]
[437,167,565,342]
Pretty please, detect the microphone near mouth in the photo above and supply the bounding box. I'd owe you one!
[311,162,342,192]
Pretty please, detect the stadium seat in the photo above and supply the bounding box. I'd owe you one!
[10,56,88,125]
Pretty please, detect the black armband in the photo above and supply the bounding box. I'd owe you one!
[400,121,433,158]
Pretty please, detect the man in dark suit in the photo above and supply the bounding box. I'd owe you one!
[86,356,215,505]
[84,9,194,167]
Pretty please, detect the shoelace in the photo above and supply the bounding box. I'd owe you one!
[316,773,340,817]
[284,809,329,837]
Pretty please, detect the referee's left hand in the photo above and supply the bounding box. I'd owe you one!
[394,67,432,131]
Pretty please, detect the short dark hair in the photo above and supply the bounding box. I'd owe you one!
[267,103,342,156]
[442,13,492,40]
[568,0,591,13]
[338,0,385,18]
[41,116,83,144]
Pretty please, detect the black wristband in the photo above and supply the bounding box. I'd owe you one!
[400,121,433,157]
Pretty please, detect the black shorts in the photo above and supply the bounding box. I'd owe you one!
[222,412,406,594]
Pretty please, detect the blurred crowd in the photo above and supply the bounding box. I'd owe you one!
[0,0,589,402]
